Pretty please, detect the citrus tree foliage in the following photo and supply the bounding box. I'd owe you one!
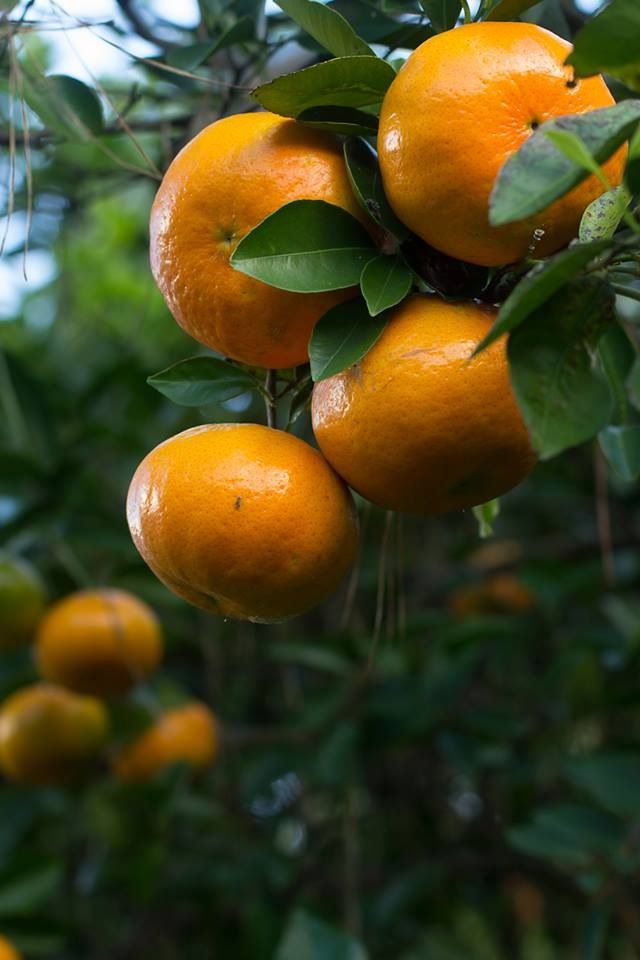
[1,1,640,958]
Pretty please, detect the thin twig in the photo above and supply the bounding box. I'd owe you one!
[264,370,277,428]
[370,510,393,668]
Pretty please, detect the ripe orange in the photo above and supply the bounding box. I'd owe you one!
[0,552,46,649]
[150,111,366,369]
[35,589,163,698]
[127,424,358,621]
[378,21,624,266]
[0,683,108,786]
[447,573,537,618]
[311,295,535,514]
[113,702,218,782]
[0,936,21,960]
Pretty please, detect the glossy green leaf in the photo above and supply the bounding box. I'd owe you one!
[230,200,376,292]
[297,106,378,137]
[309,297,388,381]
[579,185,631,242]
[490,101,640,226]
[567,0,640,89]
[472,499,500,539]
[276,909,368,960]
[252,56,396,117]
[360,255,413,316]
[419,0,460,32]
[625,124,640,195]
[508,279,614,459]
[565,752,640,818]
[344,138,409,239]
[23,73,103,139]
[482,0,543,21]
[508,804,624,866]
[545,129,604,178]
[475,240,609,353]
[599,425,640,481]
[276,0,373,57]
[147,357,261,407]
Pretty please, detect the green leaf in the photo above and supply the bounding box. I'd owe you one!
[472,499,500,539]
[490,101,640,226]
[268,642,353,676]
[230,200,376,293]
[297,106,378,137]
[252,56,395,117]
[276,909,368,960]
[580,904,611,960]
[147,357,261,407]
[482,0,543,21]
[23,73,103,139]
[309,297,388,381]
[419,0,460,32]
[276,0,373,57]
[0,859,62,915]
[343,138,409,239]
[567,0,640,89]
[599,425,640,481]
[508,278,614,459]
[509,804,624,867]
[631,356,640,411]
[579,185,631,242]
[165,19,255,71]
[626,124,640,195]
[360,255,413,316]
[475,240,610,353]
[597,323,634,422]
[545,129,604,179]
[565,752,640,818]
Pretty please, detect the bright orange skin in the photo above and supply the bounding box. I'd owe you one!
[0,684,108,786]
[0,936,22,960]
[0,552,46,649]
[35,589,163,698]
[150,112,366,369]
[378,22,624,266]
[127,424,358,621]
[312,295,536,515]
[113,703,218,782]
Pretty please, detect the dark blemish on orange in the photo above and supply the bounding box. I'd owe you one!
[234,496,242,510]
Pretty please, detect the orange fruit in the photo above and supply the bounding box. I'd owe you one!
[150,111,367,369]
[0,936,21,960]
[127,424,358,621]
[378,21,624,266]
[35,589,163,698]
[0,552,46,649]
[311,295,535,514]
[447,573,537,618]
[0,683,108,786]
[113,702,218,782]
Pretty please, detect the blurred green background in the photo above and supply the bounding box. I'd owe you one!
[1,1,640,957]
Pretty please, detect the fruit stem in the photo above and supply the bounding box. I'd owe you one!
[264,369,277,428]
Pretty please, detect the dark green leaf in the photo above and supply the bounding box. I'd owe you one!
[360,255,413,315]
[597,323,634,422]
[475,240,610,353]
[626,125,640,194]
[0,859,62,915]
[580,904,611,960]
[276,909,368,960]
[631,355,640,411]
[482,0,543,21]
[23,73,103,138]
[472,499,500,539]
[230,200,376,293]
[508,279,614,459]
[309,297,388,380]
[419,0,460,32]
[508,804,624,867]
[147,357,260,407]
[276,0,373,57]
[268,642,353,676]
[252,56,396,116]
[579,186,631,242]
[490,101,640,226]
[297,106,378,137]
[565,752,640,817]
[344,137,409,238]
[567,0,640,88]
[165,20,255,71]
[599,425,640,481]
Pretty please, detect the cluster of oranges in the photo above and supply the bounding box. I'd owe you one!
[0,554,218,788]
[128,20,621,623]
